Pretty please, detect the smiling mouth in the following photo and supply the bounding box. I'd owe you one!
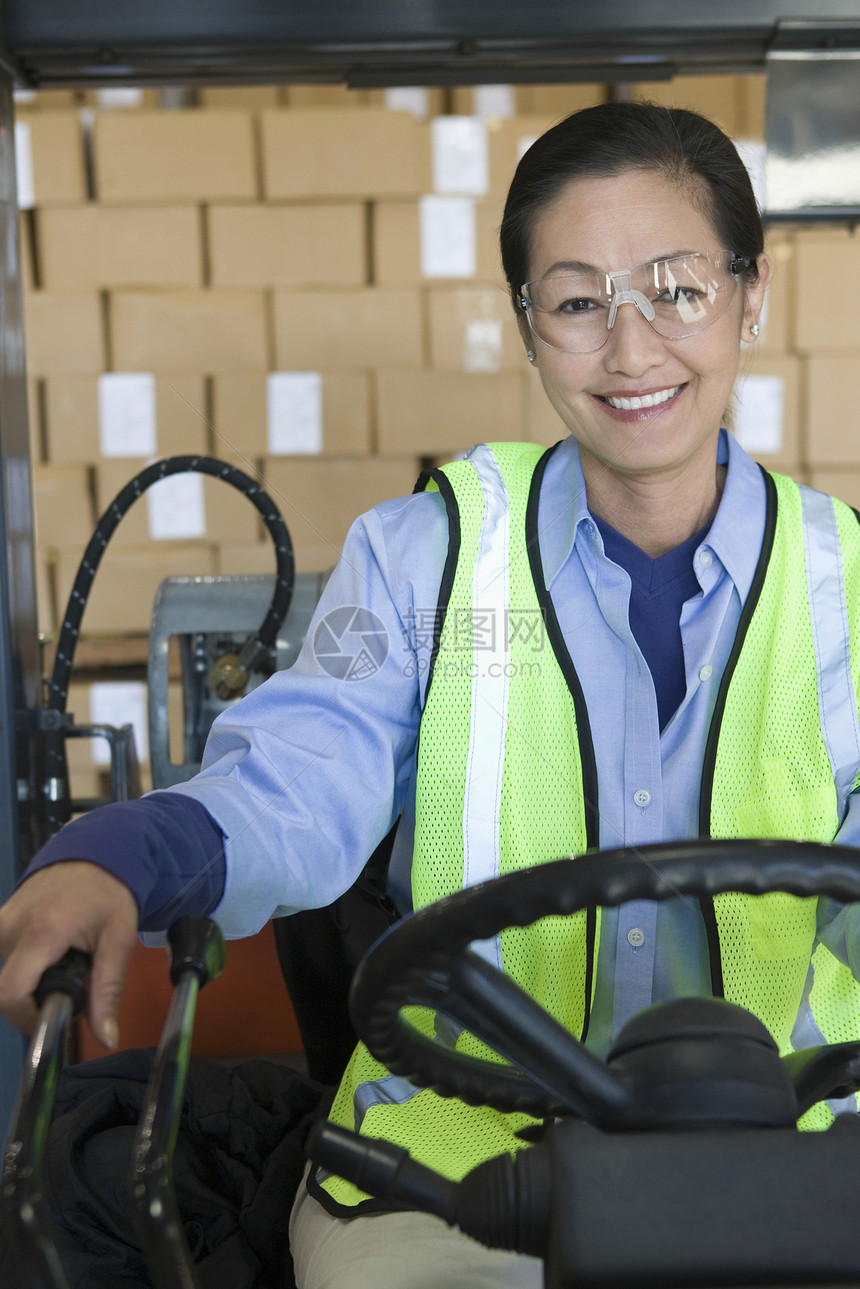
[602,385,683,411]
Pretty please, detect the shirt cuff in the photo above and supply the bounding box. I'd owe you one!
[21,792,227,932]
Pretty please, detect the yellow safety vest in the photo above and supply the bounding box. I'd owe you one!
[315,441,860,1213]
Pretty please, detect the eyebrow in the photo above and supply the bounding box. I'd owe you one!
[541,251,699,277]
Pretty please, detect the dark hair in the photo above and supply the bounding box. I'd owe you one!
[500,101,764,307]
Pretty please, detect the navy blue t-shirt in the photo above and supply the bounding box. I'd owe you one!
[593,515,707,731]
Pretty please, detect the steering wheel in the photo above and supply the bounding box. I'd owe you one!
[349,839,860,1127]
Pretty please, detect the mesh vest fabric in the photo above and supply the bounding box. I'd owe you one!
[317,450,860,1212]
[707,472,860,1128]
[319,442,599,1211]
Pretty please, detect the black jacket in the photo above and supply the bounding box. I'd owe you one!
[1,1049,327,1289]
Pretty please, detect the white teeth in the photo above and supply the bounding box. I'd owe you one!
[606,386,681,411]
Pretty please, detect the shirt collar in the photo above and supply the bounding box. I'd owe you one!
[540,428,768,601]
[702,429,767,603]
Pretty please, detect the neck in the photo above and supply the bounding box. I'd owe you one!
[581,454,726,558]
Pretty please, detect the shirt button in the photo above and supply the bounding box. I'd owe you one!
[633,789,651,807]
[699,664,713,682]
[699,550,713,568]
[627,927,645,948]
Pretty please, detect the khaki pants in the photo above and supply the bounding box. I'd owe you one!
[289,1168,544,1289]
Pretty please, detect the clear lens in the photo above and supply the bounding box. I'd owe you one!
[521,251,742,353]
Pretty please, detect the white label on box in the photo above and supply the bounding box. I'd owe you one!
[99,373,158,457]
[88,680,149,765]
[97,87,145,109]
[735,139,767,213]
[420,195,477,278]
[432,117,489,195]
[147,471,206,540]
[733,374,785,455]
[472,85,516,119]
[14,120,34,211]
[267,372,323,455]
[463,319,504,372]
[384,87,431,119]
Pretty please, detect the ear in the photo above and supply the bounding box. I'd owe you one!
[742,252,772,338]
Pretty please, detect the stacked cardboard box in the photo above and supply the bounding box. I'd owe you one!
[23,70,813,671]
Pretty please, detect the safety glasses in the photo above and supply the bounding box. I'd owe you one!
[520,250,751,354]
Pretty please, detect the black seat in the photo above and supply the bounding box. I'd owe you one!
[272,824,400,1086]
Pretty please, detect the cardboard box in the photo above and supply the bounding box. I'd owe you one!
[15,90,80,112]
[94,458,262,547]
[208,204,367,288]
[32,463,95,548]
[281,86,372,110]
[24,292,106,375]
[212,372,371,458]
[63,681,112,802]
[34,545,56,637]
[45,374,208,465]
[376,370,525,456]
[730,353,801,472]
[28,377,43,461]
[216,541,280,576]
[110,290,269,371]
[272,288,424,369]
[82,88,162,111]
[795,233,860,351]
[484,115,558,203]
[372,199,504,286]
[39,206,203,289]
[758,233,793,354]
[257,456,421,571]
[516,84,608,116]
[629,76,745,139]
[55,541,217,634]
[14,113,87,205]
[378,87,447,118]
[93,110,258,202]
[806,356,860,466]
[427,286,523,372]
[261,109,432,200]
[738,73,767,141]
[449,84,606,119]
[282,86,445,113]
[808,470,860,512]
[199,85,280,110]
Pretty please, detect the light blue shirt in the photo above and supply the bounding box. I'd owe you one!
[167,430,860,1058]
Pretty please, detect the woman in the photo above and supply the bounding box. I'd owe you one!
[3,102,860,1287]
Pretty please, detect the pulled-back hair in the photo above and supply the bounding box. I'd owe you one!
[500,101,763,308]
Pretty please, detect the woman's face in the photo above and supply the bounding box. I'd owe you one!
[519,168,769,489]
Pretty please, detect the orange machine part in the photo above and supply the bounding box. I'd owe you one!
[77,920,303,1062]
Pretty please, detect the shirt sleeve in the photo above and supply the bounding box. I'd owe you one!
[20,792,226,932]
[157,488,448,938]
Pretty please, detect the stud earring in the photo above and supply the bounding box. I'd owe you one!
[527,350,537,363]
[749,323,760,338]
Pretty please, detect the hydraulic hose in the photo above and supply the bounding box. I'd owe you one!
[307,1121,550,1258]
[43,455,294,837]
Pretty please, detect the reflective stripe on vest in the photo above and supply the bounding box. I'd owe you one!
[703,472,860,1127]
[318,448,860,1212]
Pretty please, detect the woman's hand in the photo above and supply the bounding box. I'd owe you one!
[0,862,138,1049]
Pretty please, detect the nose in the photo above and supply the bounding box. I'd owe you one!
[601,298,667,377]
